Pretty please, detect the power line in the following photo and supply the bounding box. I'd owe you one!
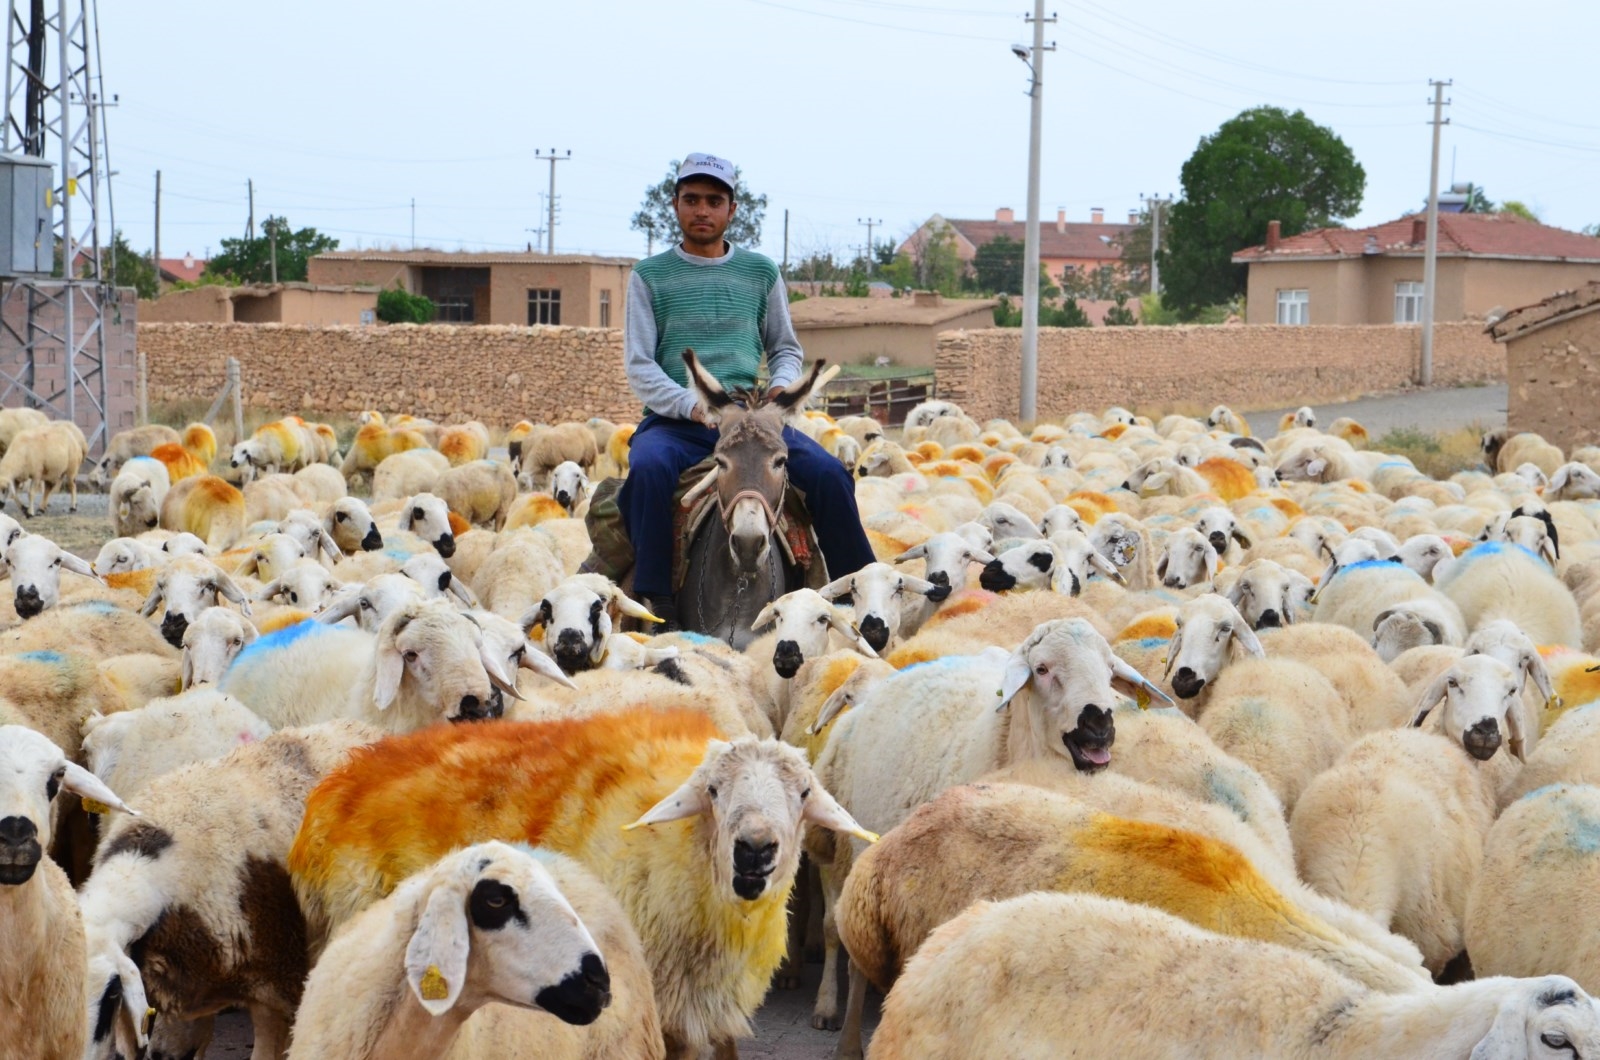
[742,0,1014,42]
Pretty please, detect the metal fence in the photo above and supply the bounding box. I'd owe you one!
[819,372,934,427]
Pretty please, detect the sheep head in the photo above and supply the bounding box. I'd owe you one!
[1412,655,1526,762]
[1165,596,1264,701]
[894,532,995,601]
[4,532,97,619]
[752,587,873,679]
[1154,528,1218,591]
[140,554,251,649]
[525,573,661,675]
[402,841,609,1023]
[820,562,940,654]
[0,725,133,884]
[181,607,258,689]
[626,737,874,904]
[371,599,521,725]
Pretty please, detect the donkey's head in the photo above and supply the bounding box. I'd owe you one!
[681,349,836,573]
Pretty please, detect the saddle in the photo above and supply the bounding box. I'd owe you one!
[581,457,827,593]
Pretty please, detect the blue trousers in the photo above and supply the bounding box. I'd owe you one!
[619,413,876,598]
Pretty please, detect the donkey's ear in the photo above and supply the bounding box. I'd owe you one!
[683,349,736,415]
[769,361,839,421]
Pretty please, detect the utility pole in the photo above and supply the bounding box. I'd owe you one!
[1419,79,1451,387]
[526,225,546,252]
[152,169,160,283]
[245,178,254,240]
[1141,193,1171,296]
[534,148,570,254]
[266,218,278,284]
[410,198,415,249]
[1014,3,1055,423]
[857,217,882,273]
[782,209,790,277]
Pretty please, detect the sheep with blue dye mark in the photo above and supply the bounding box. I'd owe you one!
[219,598,521,732]
[1311,557,1467,654]
[109,457,171,538]
[1466,783,1600,995]
[1437,540,1583,647]
[287,842,662,1060]
[79,720,379,1060]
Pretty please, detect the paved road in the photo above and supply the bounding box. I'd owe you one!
[1244,382,1506,439]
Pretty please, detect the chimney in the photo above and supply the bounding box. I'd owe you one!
[1411,217,1426,245]
[996,207,1014,224]
[183,252,194,268]
[1090,207,1104,224]
[1265,220,1281,251]
[913,290,942,307]
[1128,210,1139,224]
[1056,207,1065,234]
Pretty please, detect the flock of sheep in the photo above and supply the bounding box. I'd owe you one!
[6,389,1600,1060]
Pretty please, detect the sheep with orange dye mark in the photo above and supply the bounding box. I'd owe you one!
[829,782,1427,1058]
[157,474,247,553]
[288,706,875,1060]
[148,441,208,485]
[341,422,432,485]
[438,421,491,467]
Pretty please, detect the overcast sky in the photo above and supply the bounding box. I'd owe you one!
[97,0,1597,266]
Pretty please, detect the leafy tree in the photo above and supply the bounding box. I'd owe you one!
[878,251,916,292]
[629,161,767,251]
[1048,297,1091,328]
[103,230,158,299]
[1060,264,1136,302]
[376,286,436,324]
[873,241,897,269]
[1102,291,1137,326]
[972,235,1024,294]
[1584,223,1600,238]
[1161,106,1365,318]
[204,216,338,285]
[789,250,850,285]
[1116,209,1155,295]
[1460,184,1495,213]
[906,222,967,295]
[1499,200,1539,222]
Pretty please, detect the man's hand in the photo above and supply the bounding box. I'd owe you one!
[688,406,712,427]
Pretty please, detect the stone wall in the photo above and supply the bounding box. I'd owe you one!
[934,322,1503,422]
[138,322,636,424]
[1504,309,1600,452]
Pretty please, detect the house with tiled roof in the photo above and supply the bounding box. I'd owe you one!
[899,207,1137,291]
[1232,212,1600,326]
[158,252,207,287]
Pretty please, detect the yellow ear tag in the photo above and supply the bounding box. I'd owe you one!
[1135,687,1152,710]
[82,797,110,815]
[420,965,450,1001]
[1548,695,1564,713]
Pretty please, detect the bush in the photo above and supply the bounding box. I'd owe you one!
[376,286,437,324]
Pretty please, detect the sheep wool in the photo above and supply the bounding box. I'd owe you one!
[291,707,803,1051]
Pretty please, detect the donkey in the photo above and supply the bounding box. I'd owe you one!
[675,349,836,649]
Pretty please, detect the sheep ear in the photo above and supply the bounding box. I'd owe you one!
[518,642,577,690]
[180,648,194,690]
[214,572,252,614]
[113,958,151,1055]
[447,576,479,609]
[1163,628,1183,681]
[589,611,614,666]
[60,551,97,580]
[1305,458,1328,479]
[612,590,662,624]
[1111,656,1174,706]
[373,641,406,711]
[1155,552,1169,580]
[828,609,877,657]
[139,583,164,617]
[1470,995,1532,1060]
[1223,578,1244,607]
[254,579,282,603]
[1202,544,1219,585]
[1372,608,1398,633]
[405,881,471,1017]
[317,594,360,625]
[1522,650,1558,711]
[1144,471,1171,492]
[1230,526,1254,550]
[801,781,878,844]
[995,653,1032,713]
[1087,549,1125,585]
[1505,697,1527,763]
[899,573,943,599]
[751,601,779,632]
[1412,672,1450,728]
[1230,619,1265,659]
[62,761,137,816]
[1548,466,1571,493]
[478,642,526,701]
[811,686,854,733]
[317,528,342,563]
[624,759,722,830]
[893,543,927,563]
[819,574,853,601]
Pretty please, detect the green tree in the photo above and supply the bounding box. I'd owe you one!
[629,161,768,251]
[879,251,916,292]
[1060,263,1136,301]
[1117,209,1155,294]
[1499,200,1539,222]
[376,286,437,324]
[1460,184,1495,213]
[1102,291,1137,326]
[1045,297,1091,328]
[907,222,966,295]
[101,230,158,299]
[1161,106,1365,318]
[204,216,338,285]
[971,235,1024,294]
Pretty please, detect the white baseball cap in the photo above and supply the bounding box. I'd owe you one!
[677,153,736,193]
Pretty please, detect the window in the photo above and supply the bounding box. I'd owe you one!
[435,298,473,323]
[528,289,561,326]
[1394,281,1424,324]
[599,289,612,328]
[1275,288,1309,325]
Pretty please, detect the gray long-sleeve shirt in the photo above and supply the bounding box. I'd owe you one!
[624,243,803,421]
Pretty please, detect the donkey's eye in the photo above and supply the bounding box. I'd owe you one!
[773,456,787,469]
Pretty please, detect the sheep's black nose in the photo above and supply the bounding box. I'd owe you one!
[859,615,890,653]
[1172,667,1206,700]
[434,535,455,559]
[361,526,383,551]
[773,640,804,679]
[925,571,953,601]
[734,836,778,873]
[13,586,41,619]
[979,560,1015,592]
[0,815,41,884]
[0,815,36,847]
[160,612,188,648]
[1256,609,1282,629]
[1463,719,1502,761]
[456,693,498,721]
[1208,532,1228,554]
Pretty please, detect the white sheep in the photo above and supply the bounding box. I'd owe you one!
[109,457,171,537]
[218,597,520,731]
[435,460,517,531]
[747,588,876,732]
[79,721,378,1060]
[373,448,451,503]
[179,606,259,688]
[1465,783,1600,996]
[316,573,428,632]
[3,531,101,619]
[1437,541,1583,647]
[138,553,253,650]
[819,561,944,654]
[322,496,384,556]
[1371,597,1468,662]
[1154,527,1218,591]
[893,531,995,608]
[0,421,85,516]
[90,423,180,486]
[1289,654,1525,974]
[549,460,590,517]
[0,725,134,1060]
[523,573,664,675]
[1222,558,1313,630]
[470,528,565,620]
[91,536,161,577]
[255,560,344,615]
[287,842,662,1060]
[976,539,1058,592]
[1548,462,1600,502]
[868,892,1600,1059]
[392,492,459,558]
[1312,556,1467,647]
[80,688,272,802]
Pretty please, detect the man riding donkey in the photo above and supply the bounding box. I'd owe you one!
[619,152,874,629]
